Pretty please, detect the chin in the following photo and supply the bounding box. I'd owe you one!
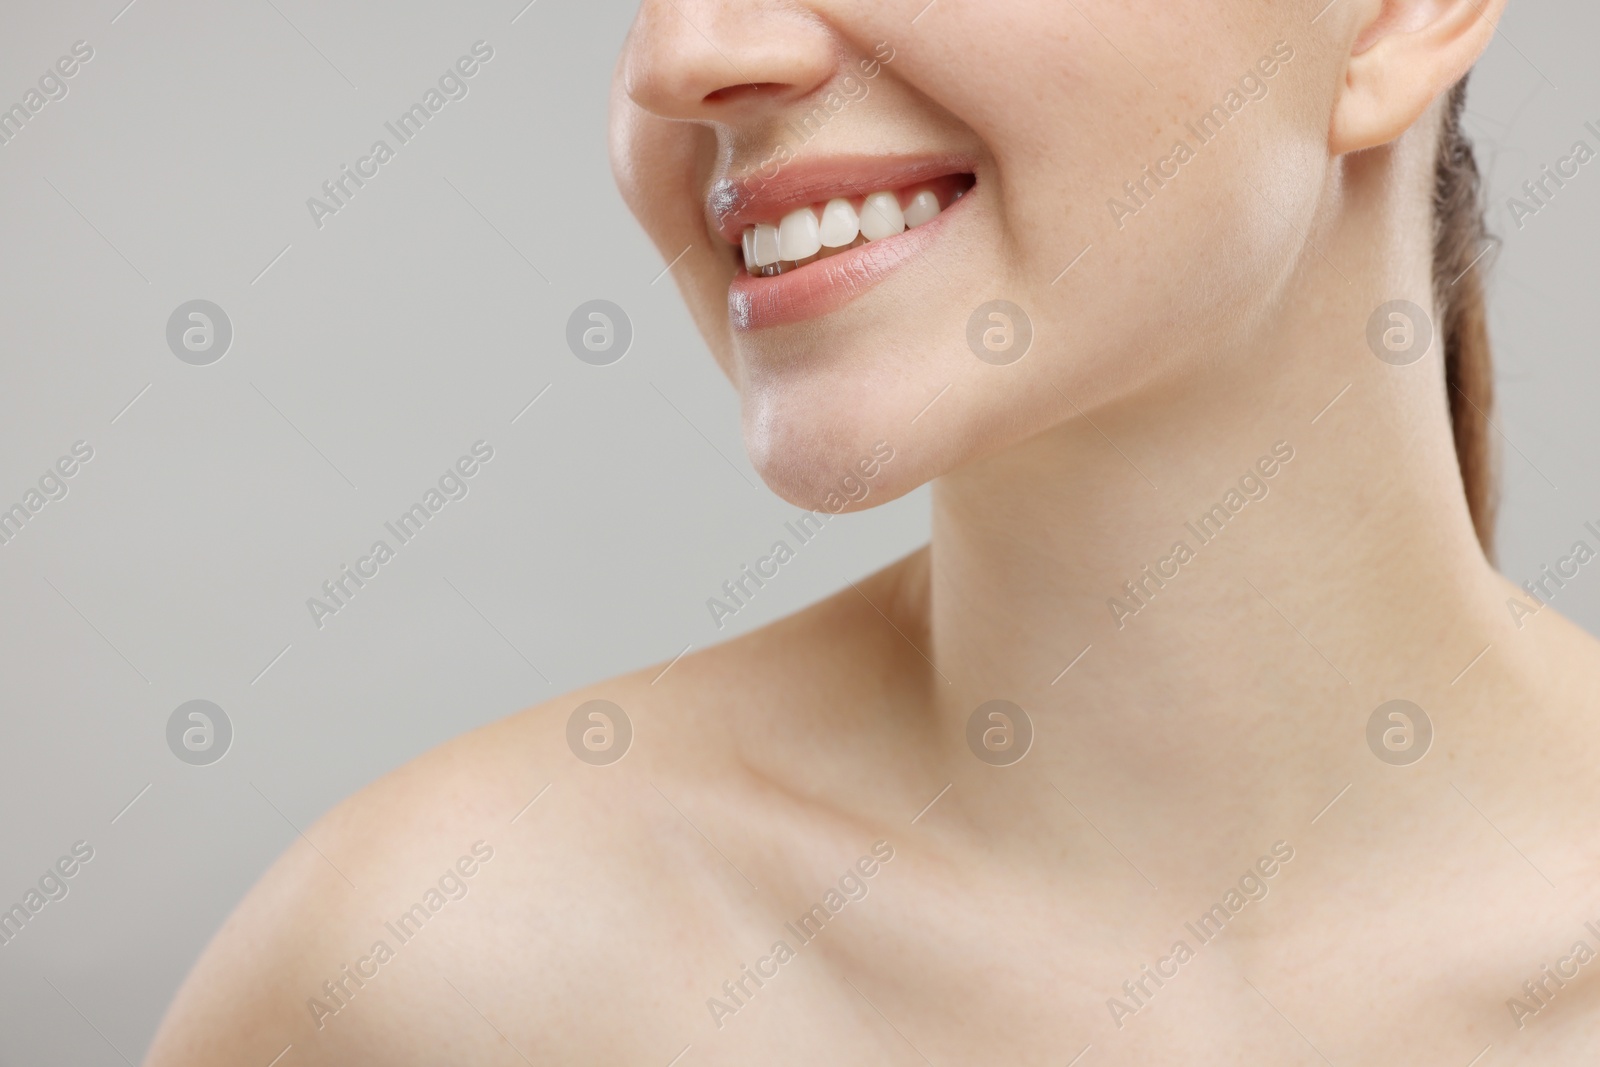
[742,385,918,515]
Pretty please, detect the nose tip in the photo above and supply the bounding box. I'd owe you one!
[622,1,837,122]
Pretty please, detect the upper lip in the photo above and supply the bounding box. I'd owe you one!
[707,154,976,246]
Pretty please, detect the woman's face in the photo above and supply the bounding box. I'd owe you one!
[611,1,1334,508]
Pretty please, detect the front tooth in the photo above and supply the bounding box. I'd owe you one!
[741,228,757,271]
[903,189,941,227]
[859,191,906,241]
[819,198,860,247]
[752,222,780,268]
[778,207,822,262]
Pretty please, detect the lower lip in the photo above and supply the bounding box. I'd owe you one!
[727,192,969,331]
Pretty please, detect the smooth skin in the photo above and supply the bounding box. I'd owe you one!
[147,0,1600,1063]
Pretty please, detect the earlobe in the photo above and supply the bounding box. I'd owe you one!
[1329,0,1507,155]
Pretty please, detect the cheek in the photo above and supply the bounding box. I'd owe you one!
[988,51,1324,408]
[986,5,1312,302]
[611,86,738,371]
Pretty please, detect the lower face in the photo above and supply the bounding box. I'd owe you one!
[614,0,1330,510]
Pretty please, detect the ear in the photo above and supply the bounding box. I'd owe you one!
[1330,0,1509,155]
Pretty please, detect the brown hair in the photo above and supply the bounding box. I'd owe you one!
[1433,77,1498,560]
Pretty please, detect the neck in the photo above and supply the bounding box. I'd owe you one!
[929,317,1497,687]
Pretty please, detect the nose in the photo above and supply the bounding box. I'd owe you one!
[622,0,838,123]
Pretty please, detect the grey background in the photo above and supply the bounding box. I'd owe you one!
[0,0,1591,1061]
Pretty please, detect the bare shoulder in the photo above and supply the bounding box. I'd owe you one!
[143,552,928,1066]
[1502,577,1600,729]
[140,681,595,1065]
[1472,580,1600,878]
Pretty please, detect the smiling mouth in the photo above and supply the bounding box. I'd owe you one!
[736,173,975,276]
[713,159,977,330]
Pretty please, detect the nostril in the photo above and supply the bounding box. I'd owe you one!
[703,82,788,105]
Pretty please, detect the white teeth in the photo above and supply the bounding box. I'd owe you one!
[819,198,860,247]
[903,188,941,228]
[859,191,906,241]
[741,184,951,272]
[751,222,780,268]
[778,206,822,262]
